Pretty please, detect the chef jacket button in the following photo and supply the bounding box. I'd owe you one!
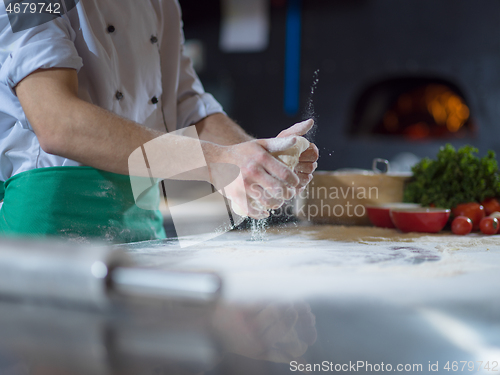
[107,25,115,33]
[150,35,158,44]
[151,96,158,104]
[115,91,123,100]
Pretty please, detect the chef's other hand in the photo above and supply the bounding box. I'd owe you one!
[277,119,319,192]
[212,301,318,364]
[217,137,301,219]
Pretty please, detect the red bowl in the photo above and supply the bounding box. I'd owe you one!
[390,208,451,233]
[366,203,421,228]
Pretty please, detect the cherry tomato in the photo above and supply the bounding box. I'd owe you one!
[489,212,500,233]
[481,198,500,216]
[479,217,498,235]
[451,203,485,231]
[451,216,473,235]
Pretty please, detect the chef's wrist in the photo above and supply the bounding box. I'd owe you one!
[201,141,228,165]
[196,113,255,145]
[200,141,235,186]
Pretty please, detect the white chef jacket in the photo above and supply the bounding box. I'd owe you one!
[0,0,223,184]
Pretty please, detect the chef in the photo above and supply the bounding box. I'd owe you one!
[0,0,319,243]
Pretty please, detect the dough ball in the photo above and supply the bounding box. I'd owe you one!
[271,136,310,171]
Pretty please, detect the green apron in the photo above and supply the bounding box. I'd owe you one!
[0,166,166,243]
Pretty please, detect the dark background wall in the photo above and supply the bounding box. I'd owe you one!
[179,0,500,170]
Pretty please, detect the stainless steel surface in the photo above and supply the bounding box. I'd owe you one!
[0,298,219,375]
[0,239,128,307]
[0,239,222,374]
[0,239,222,308]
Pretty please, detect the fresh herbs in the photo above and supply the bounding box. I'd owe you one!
[403,144,500,208]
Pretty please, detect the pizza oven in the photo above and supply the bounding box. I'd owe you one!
[350,77,474,141]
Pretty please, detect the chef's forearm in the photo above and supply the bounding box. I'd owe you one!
[195,113,254,145]
[14,68,156,175]
[48,100,165,175]
[28,97,228,178]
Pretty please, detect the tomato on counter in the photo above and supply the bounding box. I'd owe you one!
[479,217,498,235]
[489,212,500,233]
[451,216,473,235]
[451,203,485,231]
[481,198,500,216]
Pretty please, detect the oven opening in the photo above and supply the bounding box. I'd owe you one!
[350,77,476,141]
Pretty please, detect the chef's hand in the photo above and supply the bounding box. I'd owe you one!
[277,119,319,192]
[215,137,301,219]
[212,301,318,364]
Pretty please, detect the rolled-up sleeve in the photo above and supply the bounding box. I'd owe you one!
[0,6,83,95]
[175,27,225,129]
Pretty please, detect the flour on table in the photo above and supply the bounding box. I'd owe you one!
[300,225,500,250]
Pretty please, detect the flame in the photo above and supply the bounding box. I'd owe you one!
[424,84,470,133]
